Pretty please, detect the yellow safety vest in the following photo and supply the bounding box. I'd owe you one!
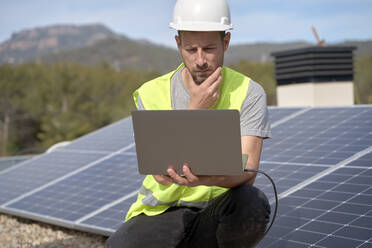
[126,64,251,221]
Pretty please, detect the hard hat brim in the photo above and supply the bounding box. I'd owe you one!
[170,22,233,31]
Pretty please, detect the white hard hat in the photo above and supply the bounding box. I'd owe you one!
[170,0,233,31]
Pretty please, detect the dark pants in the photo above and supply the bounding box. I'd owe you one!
[107,185,270,248]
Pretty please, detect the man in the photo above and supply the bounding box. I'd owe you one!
[107,0,271,247]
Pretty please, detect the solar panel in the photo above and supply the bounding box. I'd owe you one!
[268,107,304,124]
[257,106,372,248]
[60,118,134,153]
[0,105,371,247]
[80,195,137,234]
[262,107,372,165]
[5,153,142,221]
[0,155,33,172]
[346,151,372,167]
[0,151,105,205]
[254,162,329,200]
[258,167,372,248]
[0,118,139,234]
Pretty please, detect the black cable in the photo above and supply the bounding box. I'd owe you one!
[244,168,278,236]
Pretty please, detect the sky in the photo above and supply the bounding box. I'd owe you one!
[1,0,372,48]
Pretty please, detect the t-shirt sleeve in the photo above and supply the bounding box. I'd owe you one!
[137,94,146,110]
[240,80,271,138]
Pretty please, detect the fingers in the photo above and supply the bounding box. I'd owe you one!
[167,167,189,185]
[153,175,173,186]
[162,164,223,187]
[204,67,222,87]
[183,68,196,90]
[212,91,219,100]
[209,74,222,95]
[183,66,222,89]
[167,164,199,186]
[181,164,199,182]
[203,69,222,103]
[185,66,222,109]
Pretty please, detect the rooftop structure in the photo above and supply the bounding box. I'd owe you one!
[271,46,357,106]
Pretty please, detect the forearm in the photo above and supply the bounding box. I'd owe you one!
[210,162,258,188]
[210,174,251,188]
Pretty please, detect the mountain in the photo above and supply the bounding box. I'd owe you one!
[0,24,181,73]
[39,39,372,72]
[0,24,118,64]
[40,36,182,73]
[1,24,372,72]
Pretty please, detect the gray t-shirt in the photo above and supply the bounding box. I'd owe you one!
[137,67,271,138]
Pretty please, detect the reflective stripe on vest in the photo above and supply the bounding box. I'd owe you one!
[139,185,209,209]
[139,185,178,207]
[125,64,251,222]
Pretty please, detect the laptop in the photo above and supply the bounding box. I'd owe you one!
[131,109,245,176]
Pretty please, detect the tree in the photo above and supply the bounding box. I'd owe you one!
[22,62,157,150]
[0,64,32,155]
[230,60,277,105]
[354,53,372,104]
[0,62,158,155]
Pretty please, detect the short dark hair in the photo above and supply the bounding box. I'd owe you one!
[177,31,226,44]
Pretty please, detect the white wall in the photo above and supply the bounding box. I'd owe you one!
[277,82,354,107]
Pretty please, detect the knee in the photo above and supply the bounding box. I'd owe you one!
[230,184,271,217]
[106,220,132,248]
[216,185,271,247]
[106,230,123,248]
[231,185,269,205]
[106,234,116,248]
[220,185,270,235]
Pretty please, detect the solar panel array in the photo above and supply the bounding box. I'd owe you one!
[256,106,372,248]
[0,106,371,247]
[258,167,372,248]
[0,118,141,235]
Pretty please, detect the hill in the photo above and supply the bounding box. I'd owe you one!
[0,24,117,64]
[46,39,371,71]
[1,24,372,72]
[40,37,182,73]
[226,42,311,64]
[226,40,372,64]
